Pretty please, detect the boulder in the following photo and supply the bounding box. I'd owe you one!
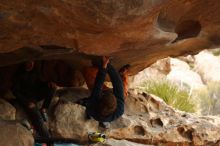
[51,101,99,143]
[194,50,220,83]
[51,88,220,146]
[169,58,190,70]
[129,58,170,88]
[109,91,220,146]
[0,98,16,120]
[0,120,34,146]
[1,1,220,73]
[167,69,204,89]
[129,57,204,89]
[93,139,154,146]
[166,58,204,89]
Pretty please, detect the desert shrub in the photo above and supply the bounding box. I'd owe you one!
[189,63,195,69]
[140,79,196,113]
[211,48,220,56]
[192,81,220,115]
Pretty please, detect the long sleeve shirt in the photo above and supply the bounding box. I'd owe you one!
[86,64,124,122]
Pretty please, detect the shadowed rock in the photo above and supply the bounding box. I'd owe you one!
[0,120,34,146]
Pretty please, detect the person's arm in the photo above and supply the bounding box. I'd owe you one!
[90,67,107,100]
[101,64,124,122]
[85,68,107,120]
[90,57,109,100]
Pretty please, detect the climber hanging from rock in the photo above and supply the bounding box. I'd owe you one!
[78,56,130,128]
[11,60,56,138]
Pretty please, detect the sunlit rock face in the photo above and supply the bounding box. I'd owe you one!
[194,50,220,83]
[129,58,170,88]
[1,0,220,73]
[166,58,204,89]
[51,88,220,146]
[129,57,204,89]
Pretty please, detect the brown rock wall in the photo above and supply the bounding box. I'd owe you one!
[1,0,220,73]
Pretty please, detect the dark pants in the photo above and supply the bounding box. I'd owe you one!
[14,83,54,138]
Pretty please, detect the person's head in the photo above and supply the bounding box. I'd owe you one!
[25,61,35,71]
[97,90,117,117]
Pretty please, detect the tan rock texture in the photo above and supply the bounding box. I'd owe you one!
[110,91,220,146]
[129,57,204,89]
[1,0,220,73]
[93,138,154,146]
[0,98,16,120]
[51,100,99,143]
[0,120,34,146]
[51,88,220,146]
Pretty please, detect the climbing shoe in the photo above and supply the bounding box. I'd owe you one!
[88,132,106,143]
[99,122,110,129]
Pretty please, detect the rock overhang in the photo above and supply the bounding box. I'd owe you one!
[1,0,220,74]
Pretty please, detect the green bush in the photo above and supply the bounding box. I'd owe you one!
[140,80,196,113]
[192,81,220,115]
[211,48,220,56]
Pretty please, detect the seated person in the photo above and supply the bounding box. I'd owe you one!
[80,56,129,126]
[11,61,56,138]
